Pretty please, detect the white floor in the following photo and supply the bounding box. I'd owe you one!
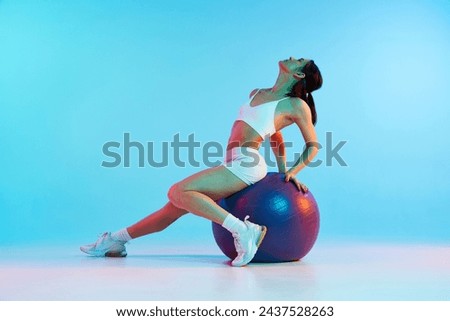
[1,241,449,301]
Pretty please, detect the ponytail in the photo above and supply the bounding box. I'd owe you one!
[306,92,317,126]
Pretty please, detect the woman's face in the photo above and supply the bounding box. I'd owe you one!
[279,57,311,75]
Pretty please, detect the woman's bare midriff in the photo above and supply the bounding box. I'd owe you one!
[226,120,264,150]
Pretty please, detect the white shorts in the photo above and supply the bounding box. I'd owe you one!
[222,147,267,185]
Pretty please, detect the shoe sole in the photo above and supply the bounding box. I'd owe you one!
[256,225,267,248]
[105,251,127,258]
[80,247,127,258]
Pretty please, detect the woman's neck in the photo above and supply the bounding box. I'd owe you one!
[267,72,296,98]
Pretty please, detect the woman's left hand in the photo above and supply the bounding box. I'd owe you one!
[284,171,308,193]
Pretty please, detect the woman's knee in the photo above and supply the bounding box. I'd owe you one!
[167,182,185,205]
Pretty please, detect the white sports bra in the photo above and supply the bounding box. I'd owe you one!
[236,89,289,139]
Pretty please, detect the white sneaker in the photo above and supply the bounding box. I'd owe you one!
[80,232,127,257]
[231,216,267,267]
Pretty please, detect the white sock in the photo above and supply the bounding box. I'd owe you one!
[111,228,132,242]
[222,215,246,235]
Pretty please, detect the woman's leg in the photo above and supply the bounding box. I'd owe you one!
[167,165,249,224]
[81,165,265,265]
[166,165,267,266]
[80,202,189,256]
[127,202,188,239]
[126,165,248,238]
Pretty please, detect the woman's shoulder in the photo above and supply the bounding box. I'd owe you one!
[249,88,259,98]
[286,96,308,109]
[283,97,310,117]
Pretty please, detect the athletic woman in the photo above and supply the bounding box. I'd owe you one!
[81,57,323,267]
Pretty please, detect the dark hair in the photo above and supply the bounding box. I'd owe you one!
[288,60,323,125]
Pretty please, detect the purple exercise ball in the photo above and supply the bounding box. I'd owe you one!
[212,172,320,263]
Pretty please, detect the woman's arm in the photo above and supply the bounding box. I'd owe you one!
[285,98,320,189]
[270,131,287,173]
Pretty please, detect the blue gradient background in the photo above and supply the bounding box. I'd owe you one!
[1,0,449,246]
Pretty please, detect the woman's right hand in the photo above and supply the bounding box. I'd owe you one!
[284,171,308,193]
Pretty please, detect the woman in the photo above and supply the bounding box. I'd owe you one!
[81,57,323,267]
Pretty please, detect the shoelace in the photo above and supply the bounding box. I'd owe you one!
[97,232,108,238]
[93,232,109,247]
[98,232,129,246]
